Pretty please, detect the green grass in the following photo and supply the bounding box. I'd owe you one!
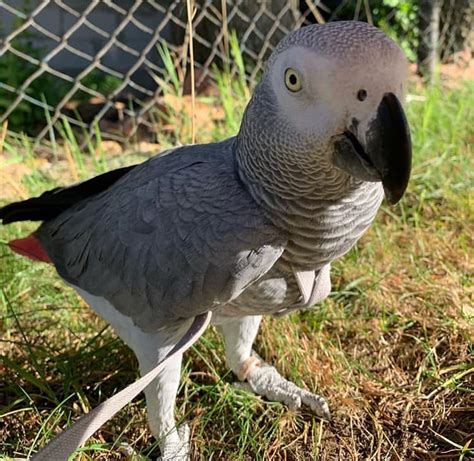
[0,80,473,460]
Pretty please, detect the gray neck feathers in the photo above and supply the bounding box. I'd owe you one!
[235,82,365,204]
[235,84,383,270]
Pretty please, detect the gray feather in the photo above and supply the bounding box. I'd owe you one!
[37,139,286,331]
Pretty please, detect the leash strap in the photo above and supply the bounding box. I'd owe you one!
[32,312,212,461]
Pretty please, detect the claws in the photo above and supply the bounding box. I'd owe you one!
[300,389,331,420]
[118,442,141,458]
[242,362,331,420]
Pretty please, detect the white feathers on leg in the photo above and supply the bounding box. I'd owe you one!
[138,352,190,461]
[218,315,262,375]
[139,353,183,440]
[219,315,330,420]
[71,286,192,460]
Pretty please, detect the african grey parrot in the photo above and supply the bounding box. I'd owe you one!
[0,21,411,459]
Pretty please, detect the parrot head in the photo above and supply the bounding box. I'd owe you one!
[242,21,412,204]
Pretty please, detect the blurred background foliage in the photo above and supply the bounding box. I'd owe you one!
[0,0,472,141]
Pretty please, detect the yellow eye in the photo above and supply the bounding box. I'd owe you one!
[284,68,302,92]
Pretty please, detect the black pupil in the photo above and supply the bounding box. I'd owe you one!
[289,73,298,86]
[357,89,367,101]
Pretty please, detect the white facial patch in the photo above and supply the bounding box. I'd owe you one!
[269,44,408,141]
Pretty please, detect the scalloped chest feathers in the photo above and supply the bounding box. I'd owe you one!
[215,182,384,318]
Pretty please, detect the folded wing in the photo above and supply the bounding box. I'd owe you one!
[36,140,286,331]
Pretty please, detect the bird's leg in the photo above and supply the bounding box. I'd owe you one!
[73,287,192,459]
[117,352,186,460]
[130,322,196,461]
[217,315,262,378]
[128,319,204,461]
[218,315,330,419]
[137,350,189,461]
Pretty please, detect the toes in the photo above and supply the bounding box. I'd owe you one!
[177,423,190,444]
[235,380,302,411]
[118,442,140,458]
[300,391,331,420]
[282,392,302,411]
[159,425,190,461]
[239,362,331,419]
[269,380,302,410]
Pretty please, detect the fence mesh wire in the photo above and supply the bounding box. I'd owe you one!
[0,0,472,146]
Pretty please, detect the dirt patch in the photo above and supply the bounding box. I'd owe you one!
[0,155,50,201]
[441,49,474,83]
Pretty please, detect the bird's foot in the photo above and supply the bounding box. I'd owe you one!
[158,424,190,461]
[118,442,144,459]
[237,356,331,420]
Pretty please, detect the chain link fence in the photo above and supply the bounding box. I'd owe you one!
[0,0,472,146]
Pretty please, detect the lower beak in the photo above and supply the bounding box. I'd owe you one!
[364,92,412,204]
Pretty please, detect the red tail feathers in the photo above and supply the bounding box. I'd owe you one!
[8,235,52,263]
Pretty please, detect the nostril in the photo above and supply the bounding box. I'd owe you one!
[357,89,368,101]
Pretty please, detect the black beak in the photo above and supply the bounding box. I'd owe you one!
[364,92,412,204]
[334,93,412,205]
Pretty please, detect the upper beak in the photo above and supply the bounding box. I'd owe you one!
[364,92,412,204]
[334,92,412,205]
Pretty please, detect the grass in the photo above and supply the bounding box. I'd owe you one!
[0,76,473,460]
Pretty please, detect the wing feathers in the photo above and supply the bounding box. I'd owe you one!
[36,141,286,331]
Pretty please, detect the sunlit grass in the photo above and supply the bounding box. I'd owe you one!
[0,78,473,459]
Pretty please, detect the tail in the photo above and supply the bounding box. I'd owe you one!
[0,165,136,224]
[8,235,52,263]
[1,164,136,262]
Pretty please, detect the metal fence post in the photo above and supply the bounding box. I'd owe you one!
[417,0,442,81]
